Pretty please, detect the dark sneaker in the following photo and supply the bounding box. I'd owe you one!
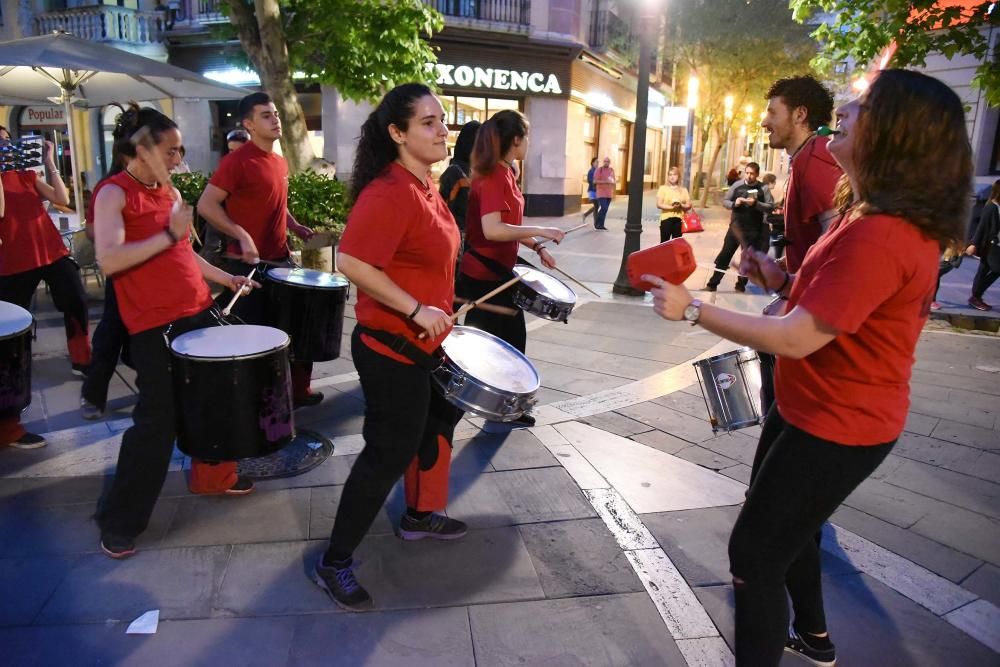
[704,284,718,292]
[224,476,255,496]
[80,396,104,420]
[313,559,373,610]
[968,296,992,311]
[784,629,836,667]
[9,432,47,449]
[511,413,536,427]
[71,363,89,378]
[294,391,324,409]
[100,533,136,560]
[399,513,468,541]
[734,282,747,293]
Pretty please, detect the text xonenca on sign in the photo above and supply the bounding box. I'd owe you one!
[433,64,562,95]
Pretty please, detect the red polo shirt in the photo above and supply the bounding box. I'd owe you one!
[783,136,842,273]
[0,170,69,275]
[339,162,460,362]
[209,141,289,260]
[775,212,938,445]
[461,164,523,280]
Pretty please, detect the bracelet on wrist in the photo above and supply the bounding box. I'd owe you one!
[163,227,179,244]
[407,302,422,320]
[774,271,790,295]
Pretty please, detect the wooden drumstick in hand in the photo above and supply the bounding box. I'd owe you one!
[535,221,590,251]
[221,265,257,316]
[418,274,523,340]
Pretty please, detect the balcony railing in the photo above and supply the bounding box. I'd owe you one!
[426,0,531,26]
[590,6,634,53]
[36,6,164,46]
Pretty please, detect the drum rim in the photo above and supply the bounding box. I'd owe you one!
[170,325,290,360]
[0,322,33,340]
[692,346,758,367]
[266,267,349,288]
[442,325,540,394]
[512,265,578,305]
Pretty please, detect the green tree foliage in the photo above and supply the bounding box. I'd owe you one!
[791,0,999,106]
[663,0,817,203]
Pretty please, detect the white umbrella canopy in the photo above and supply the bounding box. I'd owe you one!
[0,31,251,210]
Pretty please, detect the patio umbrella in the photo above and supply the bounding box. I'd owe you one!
[0,31,250,213]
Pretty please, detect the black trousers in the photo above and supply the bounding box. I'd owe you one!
[971,254,1000,299]
[659,216,683,243]
[729,409,894,665]
[97,307,218,539]
[707,222,769,289]
[82,277,129,410]
[0,256,89,361]
[326,330,462,561]
[457,273,526,353]
[758,352,776,417]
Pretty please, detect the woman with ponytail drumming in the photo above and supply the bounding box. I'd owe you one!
[315,83,468,610]
[456,110,564,426]
[93,104,259,559]
[646,70,972,666]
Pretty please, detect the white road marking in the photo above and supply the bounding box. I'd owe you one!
[944,599,1000,653]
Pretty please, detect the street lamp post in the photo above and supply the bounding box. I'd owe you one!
[682,75,698,191]
[611,1,659,296]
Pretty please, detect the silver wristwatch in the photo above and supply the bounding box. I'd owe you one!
[683,299,702,325]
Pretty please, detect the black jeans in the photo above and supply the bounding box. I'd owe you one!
[971,254,999,299]
[82,277,129,410]
[97,307,218,539]
[0,256,89,362]
[325,330,462,561]
[707,222,769,289]
[729,409,894,666]
[457,273,526,353]
[659,216,683,243]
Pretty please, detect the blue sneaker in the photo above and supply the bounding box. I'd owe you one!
[313,558,373,610]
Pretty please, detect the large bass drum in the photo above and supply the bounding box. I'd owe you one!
[170,325,294,460]
[433,326,539,421]
[0,302,33,418]
[265,267,350,362]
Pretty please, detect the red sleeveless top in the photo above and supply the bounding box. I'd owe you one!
[106,171,213,334]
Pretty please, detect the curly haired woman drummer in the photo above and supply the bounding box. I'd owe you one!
[315,83,468,611]
[93,105,258,559]
[646,70,972,666]
[456,111,565,402]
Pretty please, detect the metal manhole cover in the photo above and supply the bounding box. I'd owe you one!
[236,429,334,479]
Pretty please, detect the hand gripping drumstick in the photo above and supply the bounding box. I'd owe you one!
[221,265,257,316]
[534,221,590,251]
[418,273,524,340]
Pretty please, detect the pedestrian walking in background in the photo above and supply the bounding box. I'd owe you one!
[593,157,615,230]
[966,179,1000,311]
[646,68,971,667]
[706,162,773,293]
[582,157,598,221]
[656,166,691,242]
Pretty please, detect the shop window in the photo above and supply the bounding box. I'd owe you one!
[486,98,519,118]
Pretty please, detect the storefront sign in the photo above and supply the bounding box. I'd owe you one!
[434,64,563,95]
[20,106,66,127]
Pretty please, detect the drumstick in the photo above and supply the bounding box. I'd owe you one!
[222,254,286,268]
[534,221,591,251]
[551,265,601,298]
[451,274,523,322]
[221,265,257,316]
[698,262,743,279]
[453,296,519,316]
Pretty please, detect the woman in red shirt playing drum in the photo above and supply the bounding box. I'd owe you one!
[92,105,258,560]
[646,70,972,666]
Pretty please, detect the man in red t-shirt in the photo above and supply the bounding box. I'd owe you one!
[758,76,842,414]
[198,93,321,406]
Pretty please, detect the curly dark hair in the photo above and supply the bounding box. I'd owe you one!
[350,83,433,202]
[833,69,972,249]
[765,75,834,131]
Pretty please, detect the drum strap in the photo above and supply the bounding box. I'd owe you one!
[465,246,516,281]
[355,325,443,372]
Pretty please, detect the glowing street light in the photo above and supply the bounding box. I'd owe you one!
[724,94,734,119]
[687,76,699,110]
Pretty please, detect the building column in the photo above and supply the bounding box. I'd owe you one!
[321,85,372,184]
[523,96,573,216]
[171,99,215,174]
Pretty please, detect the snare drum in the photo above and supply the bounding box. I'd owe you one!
[0,302,33,418]
[265,267,350,362]
[171,325,294,460]
[512,265,577,322]
[693,347,762,432]
[433,326,539,421]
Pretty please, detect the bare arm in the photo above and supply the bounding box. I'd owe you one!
[94,184,175,275]
[197,183,258,262]
[481,212,564,244]
[338,251,452,338]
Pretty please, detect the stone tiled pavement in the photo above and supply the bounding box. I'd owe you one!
[0,195,997,666]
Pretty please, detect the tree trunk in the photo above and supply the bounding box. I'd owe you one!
[691,117,713,201]
[700,140,725,207]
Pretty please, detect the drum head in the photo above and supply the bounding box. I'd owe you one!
[442,326,539,394]
[0,301,33,339]
[267,267,348,290]
[513,266,577,305]
[171,325,289,359]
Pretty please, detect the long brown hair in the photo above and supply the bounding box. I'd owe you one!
[834,69,972,249]
[471,110,528,176]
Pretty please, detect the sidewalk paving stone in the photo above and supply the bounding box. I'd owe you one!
[673,445,740,472]
[881,458,1000,519]
[910,504,1000,566]
[289,607,474,667]
[491,467,596,524]
[308,484,398,540]
[930,418,1000,451]
[0,554,77,626]
[628,429,691,455]
[532,359,634,396]
[843,477,945,529]
[36,544,231,624]
[469,429,558,472]
[518,518,645,598]
[616,401,717,445]
[963,563,1000,608]
[895,433,1000,482]
[529,339,672,381]
[531,326,697,364]
[909,395,998,431]
[469,593,687,666]
[579,410,655,437]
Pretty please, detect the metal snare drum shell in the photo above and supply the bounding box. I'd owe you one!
[512,266,577,323]
[434,326,539,421]
[693,347,762,432]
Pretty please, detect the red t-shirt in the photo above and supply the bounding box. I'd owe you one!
[208,142,289,260]
[104,172,213,334]
[775,212,938,445]
[783,136,842,273]
[461,165,523,280]
[339,162,460,362]
[0,170,69,275]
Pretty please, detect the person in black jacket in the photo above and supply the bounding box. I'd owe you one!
[438,121,480,235]
[966,179,1000,311]
[706,162,774,292]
